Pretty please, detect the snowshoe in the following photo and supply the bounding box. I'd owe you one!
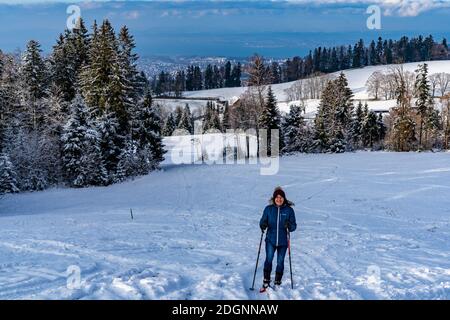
[260,279,270,293]
[259,284,269,293]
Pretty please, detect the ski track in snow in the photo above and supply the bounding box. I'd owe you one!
[1,152,450,299]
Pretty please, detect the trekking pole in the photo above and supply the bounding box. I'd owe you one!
[249,230,265,291]
[287,228,294,289]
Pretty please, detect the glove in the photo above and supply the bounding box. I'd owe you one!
[284,220,290,230]
[260,222,268,232]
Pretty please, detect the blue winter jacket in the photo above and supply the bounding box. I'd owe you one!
[260,204,297,247]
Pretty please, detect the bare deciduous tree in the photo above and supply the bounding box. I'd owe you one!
[366,71,384,100]
[441,94,450,149]
[436,73,450,97]
[284,80,304,102]
[429,73,439,97]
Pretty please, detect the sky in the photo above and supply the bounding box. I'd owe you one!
[0,0,449,58]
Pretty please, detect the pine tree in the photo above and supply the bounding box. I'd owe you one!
[71,18,90,71]
[334,72,354,150]
[82,132,109,187]
[174,71,185,97]
[213,65,222,88]
[377,113,387,146]
[21,40,48,131]
[22,40,48,101]
[174,106,184,127]
[259,87,282,155]
[40,88,67,185]
[376,37,384,64]
[222,103,231,130]
[178,104,194,134]
[414,63,434,149]
[108,56,130,132]
[135,92,165,167]
[61,94,107,187]
[50,18,89,104]
[259,87,281,130]
[385,40,393,64]
[314,74,354,153]
[231,63,242,87]
[51,33,77,103]
[314,80,335,152]
[202,101,212,133]
[203,101,221,133]
[369,40,377,66]
[0,153,19,194]
[210,105,222,133]
[80,20,103,113]
[0,55,12,153]
[362,110,379,149]
[282,104,310,153]
[350,101,365,149]
[162,113,176,136]
[80,19,131,133]
[424,107,441,149]
[204,64,214,89]
[361,103,370,146]
[335,73,354,129]
[0,50,3,76]
[193,66,203,90]
[118,25,140,107]
[61,95,87,186]
[224,61,232,87]
[155,71,168,96]
[97,108,122,182]
[116,139,138,180]
[352,42,361,68]
[185,66,194,91]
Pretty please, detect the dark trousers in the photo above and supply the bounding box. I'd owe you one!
[263,240,287,278]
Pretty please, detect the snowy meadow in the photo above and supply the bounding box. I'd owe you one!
[1,151,449,299]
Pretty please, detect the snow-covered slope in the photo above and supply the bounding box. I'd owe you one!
[184,60,450,102]
[1,152,450,299]
[182,60,450,115]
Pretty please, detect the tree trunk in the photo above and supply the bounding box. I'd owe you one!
[419,118,423,150]
[445,102,450,150]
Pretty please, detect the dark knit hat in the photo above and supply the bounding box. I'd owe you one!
[270,186,294,207]
[273,187,286,200]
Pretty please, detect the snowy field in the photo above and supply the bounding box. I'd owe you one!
[1,152,450,300]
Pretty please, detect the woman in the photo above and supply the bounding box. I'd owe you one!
[259,187,297,289]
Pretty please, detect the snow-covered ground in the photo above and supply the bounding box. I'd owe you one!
[180,60,450,116]
[1,152,450,300]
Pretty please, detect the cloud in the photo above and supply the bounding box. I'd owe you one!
[123,10,140,20]
[284,0,448,17]
[0,0,447,17]
[381,0,445,17]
